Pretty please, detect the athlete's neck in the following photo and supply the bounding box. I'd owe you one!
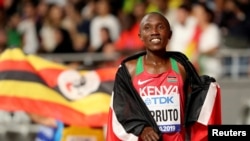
[144,52,168,66]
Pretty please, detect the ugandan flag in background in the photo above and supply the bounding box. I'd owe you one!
[0,48,117,127]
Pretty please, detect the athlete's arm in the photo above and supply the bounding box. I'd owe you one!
[125,59,160,141]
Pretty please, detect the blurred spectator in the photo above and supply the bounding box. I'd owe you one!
[96,26,113,53]
[168,3,200,72]
[36,0,49,37]
[81,0,96,20]
[39,4,60,53]
[89,0,120,52]
[91,26,117,68]
[114,2,146,53]
[6,12,22,48]
[39,4,74,53]
[155,0,178,26]
[192,2,222,79]
[62,1,91,52]
[168,3,196,53]
[133,1,147,22]
[218,0,249,48]
[52,27,74,53]
[18,1,40,54]
[0,8,6,28]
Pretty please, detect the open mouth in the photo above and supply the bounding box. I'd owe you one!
[150,38,161,44]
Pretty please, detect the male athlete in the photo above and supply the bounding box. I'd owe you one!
[107,12,221,141]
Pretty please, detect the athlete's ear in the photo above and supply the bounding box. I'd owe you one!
[138,33,143,41]
[168,30,172,39]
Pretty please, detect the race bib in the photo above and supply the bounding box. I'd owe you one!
[142,93,181,133]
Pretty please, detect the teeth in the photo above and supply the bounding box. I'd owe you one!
[151,39,161,43]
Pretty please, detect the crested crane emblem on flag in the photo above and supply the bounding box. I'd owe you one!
[58,70,100,101]
[0,48,117,127]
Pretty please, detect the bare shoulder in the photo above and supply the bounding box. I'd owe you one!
[124,59,137,78]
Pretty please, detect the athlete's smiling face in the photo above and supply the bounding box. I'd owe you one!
[139,12,172,52]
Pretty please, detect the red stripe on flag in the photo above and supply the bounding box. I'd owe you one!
[0,60,36,73]
[36,69,63,87]
[208,85,222,125]
[94,67,117,82]
[106,108,121,141]
[0,96,108,127]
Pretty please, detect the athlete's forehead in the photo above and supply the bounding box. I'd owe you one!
[140,12,170,28]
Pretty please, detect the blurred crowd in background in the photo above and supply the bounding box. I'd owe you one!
[0,0,249,79]
[0,0,249,66]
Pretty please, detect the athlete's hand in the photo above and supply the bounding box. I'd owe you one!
[140,127,160,141]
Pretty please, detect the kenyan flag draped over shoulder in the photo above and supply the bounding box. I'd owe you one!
[0,48,117,127]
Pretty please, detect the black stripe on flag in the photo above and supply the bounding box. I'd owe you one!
[0,71,46,84]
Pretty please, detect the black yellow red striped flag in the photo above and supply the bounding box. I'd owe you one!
[0,48,117,127]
